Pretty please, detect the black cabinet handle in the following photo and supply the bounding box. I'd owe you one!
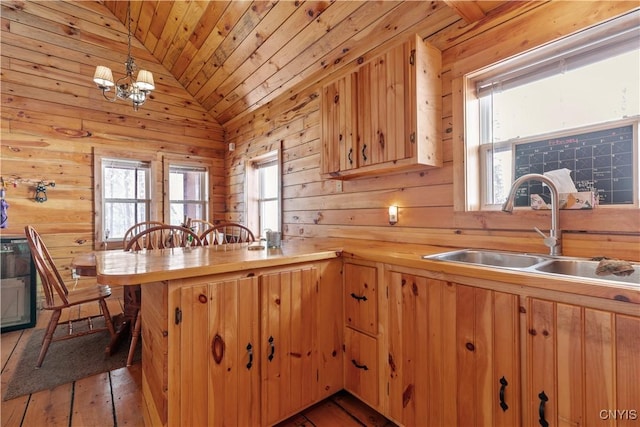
[362,144,367,162]
[246,343,253,370]
[350,292,367,302]
[268,336,275,361]
[351,359,368,370]
[348,148,353,165]
[499,376,508,412]
[538,391,549,427]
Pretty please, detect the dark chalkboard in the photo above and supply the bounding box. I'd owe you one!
[513,123,636,206]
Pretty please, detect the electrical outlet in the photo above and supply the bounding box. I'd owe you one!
[336,181,343,192]
[71,268,80,280]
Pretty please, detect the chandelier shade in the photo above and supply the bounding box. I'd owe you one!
[136,70,155,91]
[92,1,154,111]
[93,66,115,88]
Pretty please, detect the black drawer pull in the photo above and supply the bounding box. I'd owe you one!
[350,292,367,302]
[351,359,368,370]
[499,376,508,412]
[246,343,253,370]
[538,391,549,427]
[268,336,275,361]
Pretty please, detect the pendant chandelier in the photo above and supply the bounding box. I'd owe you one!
[93,1,154,111]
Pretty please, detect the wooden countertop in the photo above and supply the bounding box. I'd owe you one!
[89,240,342,286]
[78,238,640,306]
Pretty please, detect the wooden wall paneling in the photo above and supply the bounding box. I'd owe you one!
[170,1,224,79]
[221,0,640,256]
[210,1,363,121]
[187,1,254,97]
[1,0,224,292]
[443,1,637,78]
[191,2,300,110]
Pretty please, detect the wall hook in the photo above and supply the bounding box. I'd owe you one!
[35,181,55,203]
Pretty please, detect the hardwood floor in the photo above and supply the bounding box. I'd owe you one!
[1,291,396,427]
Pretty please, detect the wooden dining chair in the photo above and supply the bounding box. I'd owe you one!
[124,224,203,365]
[200,222,256,245]
[122,221,165,248]
[189,219,216,236]
[124,224,202,251]
[24,225,117,368]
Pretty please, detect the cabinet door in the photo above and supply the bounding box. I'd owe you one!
[344,327,379,408]
[261,267,318,426]
[387,271,457,426]
[344,263,378,335]
[178,277,260,427]
[456,285,521,427]
[321,73,358,175]
[358,43,410,167]
[524,298,640,427]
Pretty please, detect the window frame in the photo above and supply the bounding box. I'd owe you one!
[163,155,213,226]
[93,148,160,250]
[462,11,640,212]
[245,148,282,237]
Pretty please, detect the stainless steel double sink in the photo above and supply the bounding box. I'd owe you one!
[422,249,640,286]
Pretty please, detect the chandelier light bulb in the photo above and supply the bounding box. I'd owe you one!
[92,1,153,111]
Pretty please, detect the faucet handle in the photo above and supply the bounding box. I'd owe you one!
[534,227,557,249]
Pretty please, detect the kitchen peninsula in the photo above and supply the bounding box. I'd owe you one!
[90,239,640,427]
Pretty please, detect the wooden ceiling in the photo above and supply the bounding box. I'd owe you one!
[102,1,511,126]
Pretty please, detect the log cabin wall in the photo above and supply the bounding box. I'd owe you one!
[0,1,225,288]
[224,1,640,261]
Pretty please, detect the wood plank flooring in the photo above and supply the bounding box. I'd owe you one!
[1,290,396,427]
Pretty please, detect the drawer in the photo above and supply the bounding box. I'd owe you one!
[344,327,379,409]
[344,263,377,335]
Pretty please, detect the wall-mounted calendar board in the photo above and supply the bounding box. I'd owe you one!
[513,122,636,206]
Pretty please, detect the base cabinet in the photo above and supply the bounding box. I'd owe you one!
[147,260,343,427]
[178,276,260,426]
[343,261,383,412]
[523,298,640,427]
[387,271,457,426]
[456,285,521,427]
[261,268,321,425]
[344,327,379,408]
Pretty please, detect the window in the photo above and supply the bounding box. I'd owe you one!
[246,150,281,236]
[257,159,280,232]
[168,164,209,225]
[100,158,151,242]
[465,12,640,210]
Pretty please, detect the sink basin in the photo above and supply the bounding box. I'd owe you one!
[423,249,549,269]
[534,259,640,285]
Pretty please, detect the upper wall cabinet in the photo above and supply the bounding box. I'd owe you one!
[321,34,442,179]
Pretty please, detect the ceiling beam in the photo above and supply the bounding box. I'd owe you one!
[443,0,486,24]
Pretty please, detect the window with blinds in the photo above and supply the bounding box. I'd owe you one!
[466,10,640,209]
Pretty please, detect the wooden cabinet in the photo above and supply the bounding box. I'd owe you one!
[344,327,379,407]
[153,260,343,427]
[387,270,457,426]
[523,298,640,427]
[343,261,383,411]
[321,72,358,175]
[344,262,378,335]
[456,285,521,427]
[261,267,320,425]
[178,276,261,426]
[321,34,442,179]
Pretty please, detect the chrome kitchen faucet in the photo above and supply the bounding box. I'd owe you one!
[502,173,562,256]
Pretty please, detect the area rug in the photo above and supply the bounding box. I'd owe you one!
[3,319,141,401]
